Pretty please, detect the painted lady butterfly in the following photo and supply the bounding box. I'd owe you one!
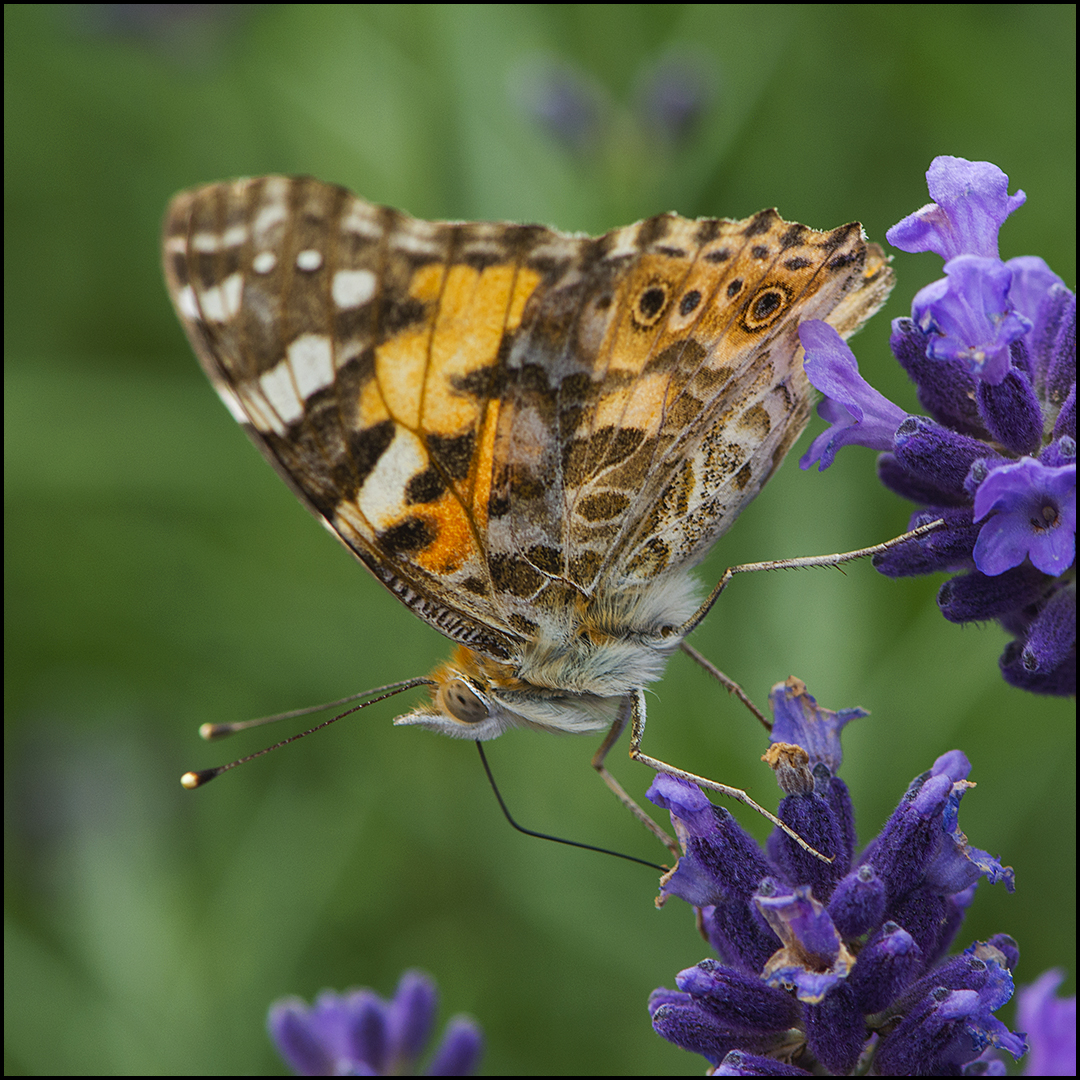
[165,176,893,854]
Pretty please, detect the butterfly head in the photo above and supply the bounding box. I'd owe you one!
[393,645,624,739]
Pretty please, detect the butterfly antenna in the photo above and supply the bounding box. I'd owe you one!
[181,678,434,789]
[197,679,433,740]
[474,742,668,873]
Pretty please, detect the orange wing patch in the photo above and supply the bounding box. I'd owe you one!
[347,260,544,580]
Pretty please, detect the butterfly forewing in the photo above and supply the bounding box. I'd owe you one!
[164,176,893,743]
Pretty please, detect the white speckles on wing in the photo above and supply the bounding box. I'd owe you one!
[252,251,277,274]
[340,200,382,239]
[237,382,287,436]
[214,383,251,426]
[296,249,323,272]
[191,225,248,252]
[189,232,221,253]
[251,179,290,242]
[391,220,444,257]
[602,222,644,260]
[176,284,200,320]
[249,336,335,429]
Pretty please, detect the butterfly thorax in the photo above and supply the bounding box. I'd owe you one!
[394,570,702,739]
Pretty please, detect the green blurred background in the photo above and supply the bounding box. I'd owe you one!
[5,5,1074,1074]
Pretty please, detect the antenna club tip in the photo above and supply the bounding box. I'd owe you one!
[181,769,215,789]
[199,722,227,741]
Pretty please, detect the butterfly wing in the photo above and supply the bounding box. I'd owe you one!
[163,176,574,661]
[164,178,892,669]
[584,211,894,589]
[483,209,894,617]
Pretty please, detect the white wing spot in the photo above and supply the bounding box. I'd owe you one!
[191,225,248,252]
[190,232,220,253]
[287,334,335,399]
[177,284,200,320]
[332,269,377,309]
[238,382,287,436]
[401,217,442,241]
[358,427,426,530]
[296,249,323,272]
[392,232,442,258]
[252,200,288,242]
[600,223,641,261]
[340,205,382,239]
[215,384,250,425]
[258,361,305,427]
[197,273,243,322]
[252,251,277,274]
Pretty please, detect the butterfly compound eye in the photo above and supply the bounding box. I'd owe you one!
[441,679,489,724]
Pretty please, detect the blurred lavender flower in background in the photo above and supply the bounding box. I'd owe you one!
[1017,969,1076,1075]
[511,56,607,155]
[633,51,717,145]
[513,48,716,156]
[269,970,482,1076]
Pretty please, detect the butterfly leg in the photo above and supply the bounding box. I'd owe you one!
[679,518,945,636]
[680,642,770,730]
[592,697,680,859]
[625,689,833,863]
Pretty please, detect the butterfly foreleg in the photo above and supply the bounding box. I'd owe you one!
[592,695,680,860]
[625,688,833,863]
[679,642,771,730]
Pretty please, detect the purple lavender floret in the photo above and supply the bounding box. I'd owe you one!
[648,679,1025,1075]
[799,157,1075,695]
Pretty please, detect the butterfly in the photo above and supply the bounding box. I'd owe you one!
[164,176,893,855]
